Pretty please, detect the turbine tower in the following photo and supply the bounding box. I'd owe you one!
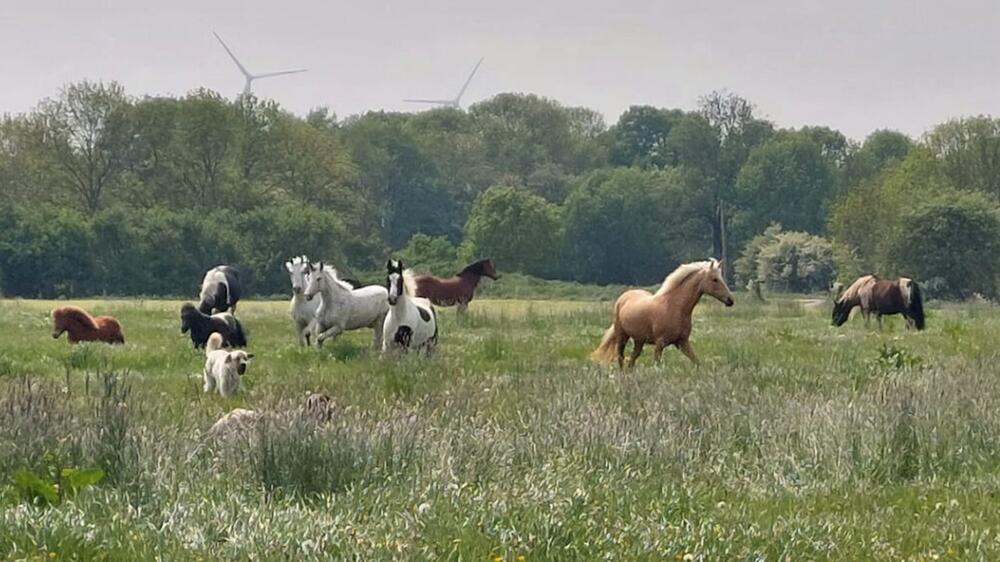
[404,57,484,109]
[213,31,307,96]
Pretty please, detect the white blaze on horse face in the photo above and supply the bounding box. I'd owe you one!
[387,272,401,305]
[304,266,322,299]
[288,261,309,295]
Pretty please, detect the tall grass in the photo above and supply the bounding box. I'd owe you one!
[1,296,1000,559]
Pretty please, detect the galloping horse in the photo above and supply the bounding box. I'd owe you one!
[413,258,500,312]
[591,259,734,368]
[304,262,388,348]
[832,275,925,330]
[383,260,438,353]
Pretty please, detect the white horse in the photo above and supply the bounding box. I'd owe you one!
[285,255,319,346]
[382,259,438,353]
[304,262,388,348]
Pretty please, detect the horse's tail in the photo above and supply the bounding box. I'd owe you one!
[590,324,622,364]
[206,332,225,354]
[902,278,925,330]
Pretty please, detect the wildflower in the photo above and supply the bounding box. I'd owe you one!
[684,554,695,562]
[517,556,526,561]
[417,502,431,515]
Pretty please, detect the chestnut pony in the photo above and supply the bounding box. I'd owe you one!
[413,258,500,312]
[51,306,125,345]
[591,259,734,368]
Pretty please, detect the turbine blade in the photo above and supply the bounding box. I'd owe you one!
[254,69,308,79]
[454,57,484,104]
[213,31,251,77]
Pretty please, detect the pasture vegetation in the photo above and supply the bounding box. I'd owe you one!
[2,295,1000,560]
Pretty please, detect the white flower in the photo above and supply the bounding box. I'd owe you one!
[417,502,432,515]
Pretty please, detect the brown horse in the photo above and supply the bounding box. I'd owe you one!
[591,259,734,368]
[51,306,125,344]
[413,259,500,312]
[832,275,925,330]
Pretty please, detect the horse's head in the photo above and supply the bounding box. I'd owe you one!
[304,262,324,301]
[481,259,500,280]
[285,255,310,295]
[51,310,65,339]
[180,303,196,333]
[701,259,734,307]
[386,259,404,305]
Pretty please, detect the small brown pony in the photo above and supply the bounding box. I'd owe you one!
[413,258,500,312]
[591,259,734,368]
[51,305,125,344]
[832,275,925,330]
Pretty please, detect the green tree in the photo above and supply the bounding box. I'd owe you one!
[843,129,913,189]
[925,117,1000,198]
[397,234,459,274]
[734,135,836,240]
[463,186,562,277]
[563,168,705,284]
[889,192,1000,298]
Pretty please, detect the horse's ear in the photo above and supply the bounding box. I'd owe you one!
[284,261,293,273]
[714,258,724,270]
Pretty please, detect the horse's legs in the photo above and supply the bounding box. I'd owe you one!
[457,301,468,314]
[876,314,883,331]
[677,339,700,366]
[626,340,645,369]
[616,334,629,369]
[654,340,667,364]
[315,324,343,347]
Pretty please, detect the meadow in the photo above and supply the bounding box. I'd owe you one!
[2,294,1000,560]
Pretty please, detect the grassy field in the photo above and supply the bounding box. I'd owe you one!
[2,295,1000,560]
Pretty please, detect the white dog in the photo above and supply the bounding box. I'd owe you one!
[203,332,253,397]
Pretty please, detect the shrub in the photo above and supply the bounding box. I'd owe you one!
[736,224,837,293]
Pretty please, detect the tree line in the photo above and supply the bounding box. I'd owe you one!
[2,81,999,299]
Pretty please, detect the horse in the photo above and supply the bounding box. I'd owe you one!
[180,303,248,348]
[285,255,319,346]
[304,262,389,348]
[413,258,500,312]
[832,275,925,330]
[198,265,242,315]
[51,306,125,345]
[383,259,438,353]
[590,259,734,368]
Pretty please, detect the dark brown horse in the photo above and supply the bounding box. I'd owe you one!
[413,259,500,312]
[832,275,925,330]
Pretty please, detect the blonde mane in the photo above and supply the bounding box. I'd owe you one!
[836,274,876,304]
[403,268,418,296]
[655,260,715,296]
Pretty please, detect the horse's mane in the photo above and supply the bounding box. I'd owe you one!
[53,306,98,331]
[836,275,876,304]
[403,269,418,296]
[459,259,491,276]
[655,260,714,296]
[321,266,356,292]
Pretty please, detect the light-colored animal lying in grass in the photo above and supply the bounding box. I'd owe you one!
[203,332,253,397]
[207,392,336,439]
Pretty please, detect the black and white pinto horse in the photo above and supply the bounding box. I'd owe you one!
[180,303,248,348]
[382,260,438,353]
[199,265,242,315]
[832,275,925,330]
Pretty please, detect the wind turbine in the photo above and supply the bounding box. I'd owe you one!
[404,57,484,109]
[212,31,307,96]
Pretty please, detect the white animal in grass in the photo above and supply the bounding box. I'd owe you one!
[285,255,320,346]
[203,332,253,397]
[304,262,389,348]
[382,259,438,353]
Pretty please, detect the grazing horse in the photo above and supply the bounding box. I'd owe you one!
[285,255,319,346]
[181,303,248,348]
[383,260,438,353]
[832,275,925,330]
[198,265,242,315]
[304,262,388,348]
[51,306,125,345]
[591,259,734,368]
[413,258,500,312]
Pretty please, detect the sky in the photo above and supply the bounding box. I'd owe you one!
[1,0,997,141]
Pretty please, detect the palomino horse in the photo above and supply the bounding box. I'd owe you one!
[832,275,925,330]
[590,259,734,368]
[413,258,500,312]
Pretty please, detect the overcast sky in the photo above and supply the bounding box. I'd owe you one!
[1,0,997,141]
